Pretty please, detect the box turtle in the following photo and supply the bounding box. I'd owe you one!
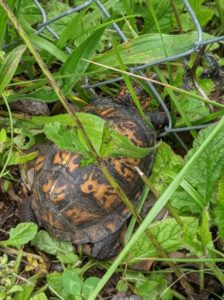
[21,97,159,259]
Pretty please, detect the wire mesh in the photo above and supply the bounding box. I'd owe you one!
[10,0,224,135]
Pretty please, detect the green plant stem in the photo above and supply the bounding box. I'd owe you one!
[199,262,204,292]
[207,262,224,286]
[166,203,184,227]
[124,186,150,244]
[171,289,187,300]
[100,164,142,219]
[129,257,224,263]
[0,110,38,120]
[136,168,184,228]
[187,109,224,126]
[88,116,224,300]
[169,0,183,33]
[11,248,22,286]
[48,285,64,300]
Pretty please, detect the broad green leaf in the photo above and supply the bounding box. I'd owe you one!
[8,87,58,103]
[116,280,128,293]
[30,292,48,300]
[149,143,204,211]
[8,285,23,294]
[44,122,82,152]
[149,142,184,196]
[129,217,198,262]
[62,269,82,297]
[13,128,39,150]
[13,275,38,300]
[89,32,212,71]
[1,222,37,249]
[77,113,106,155]
[100,126,152,159]
[6,150,38,166]
[0,291,6,299]
[0,128,7,153]
[57,252,79,265]
[183,224,204,257]
[47,272,69,299]
[44,119,104,162]
[28,33,67,63]
[175,94,210,126]
[0,51,4,64]
[32,230,73,255]
[24,113,74,127]
[198,210,213,252]
[171,125,224,213]
[44,114,152,163]
[176,0,214,32]
[2,179,10,192]
[135,273,172,300]
[214,176,224,239]
[141,0,173,34]
[189,0,214,26]
[82,277,100,300]
[60,27,105,94]
[0,45,26,96]
[0,128,7,142]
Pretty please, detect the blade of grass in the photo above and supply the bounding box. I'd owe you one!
[60,27,105,94]
[56,9,85,49]
[28,33,68,63]
[0,45,26,96]
[0,0,15,47]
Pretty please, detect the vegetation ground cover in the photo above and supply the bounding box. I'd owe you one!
[0,0,224,299]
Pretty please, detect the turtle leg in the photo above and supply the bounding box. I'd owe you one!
[92,230,121,260]
[146,111,168,129]
[19,196,37,223]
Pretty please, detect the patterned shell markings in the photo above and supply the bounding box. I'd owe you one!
[31,98,156,244]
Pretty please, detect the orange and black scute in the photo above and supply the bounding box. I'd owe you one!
[31,97,156,258]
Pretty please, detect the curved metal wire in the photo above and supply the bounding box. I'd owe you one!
[34,0,72,53]
[37,0,94,29]
[182,0,202,45]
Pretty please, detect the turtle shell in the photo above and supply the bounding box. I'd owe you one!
[31,98,156,244]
